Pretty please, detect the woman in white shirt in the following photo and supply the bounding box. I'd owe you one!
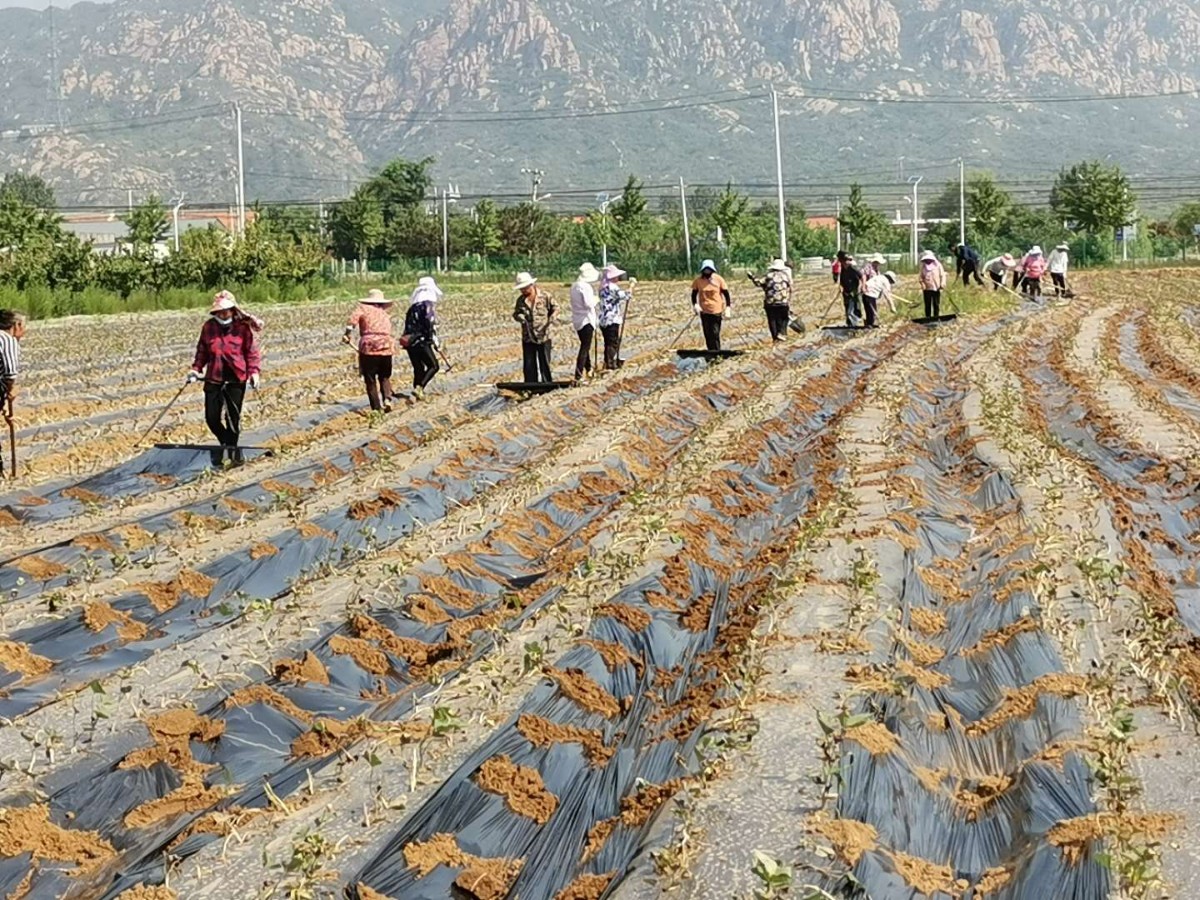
[1048,244,1070,297]
[570,262,601,381]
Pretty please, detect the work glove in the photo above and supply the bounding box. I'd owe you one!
[629,277,638,287]
[433,334,442,350]
[692,304,700,316]
[249,373,260,389]
[186,371,201,385]
[341,333,353,345]
[723,306,732,319]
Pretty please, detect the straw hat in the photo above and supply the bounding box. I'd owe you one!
[211,290,238,312]
[360,289,392,304]
[872,253,887,264]
[1056,243,1069,251]
[920,250,937,262]
[601,264,626,281]
[768,258,788,271]
[1001,253,1015,266]
[700,258,717,273]
[578,262,601,283]
[514,272,538,290]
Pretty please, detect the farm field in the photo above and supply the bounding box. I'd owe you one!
[0,270,1198,899]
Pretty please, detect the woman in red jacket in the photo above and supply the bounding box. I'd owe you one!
[187,291,262,467]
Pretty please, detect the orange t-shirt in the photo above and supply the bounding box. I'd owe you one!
[691,274,729,314]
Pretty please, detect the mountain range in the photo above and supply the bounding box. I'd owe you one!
[0,0,1198,212]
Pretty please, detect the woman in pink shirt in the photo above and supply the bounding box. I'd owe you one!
[188,291,262,467]
[343,288,396,412]
[1020,246,1047,299]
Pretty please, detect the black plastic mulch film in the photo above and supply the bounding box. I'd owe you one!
[822,320,1108,899]
[0,344,818,899]
[345,337,912,900]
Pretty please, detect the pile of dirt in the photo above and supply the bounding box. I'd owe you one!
[330,635,389,675]
[844,722,900,756]
[475,755,559,824]
[114,884,178,899]
[515,714,614,767]
[898,632,945,666]
[545,667,621,719]
[553,873,615,900]
[953,774,1014,822]
[807,815,879,866]
[595,603,651,633]
[119,708,224,776]
[888,850,967,897]
[578,639,642,676]
[896,659,950,691]
[73,533,117,553]
[297,521,334,540]
[417,575,484,611]
[407,593,451,625]
[222,498,258,515]
[1048,812,1177,865]
[908,607,947,636]
[966,674,1088,737]
[0,803,114,872]
[113,524,156,551]
[402,833,523,900]
[225,685,314,724]
[273,651,330,686]
[349,614,453,671]
[14,555,67,581]
[348,488,407,521]
[63,487,105,505]
[135,569,218,613]
[249,542,278,560]
[961,617,1039,657]
[0,640,52,678]
[83,601,148,641]
[974,866,1013,895]
[124,780,229,829]
[583,780,684,862]
[679,592,716,633]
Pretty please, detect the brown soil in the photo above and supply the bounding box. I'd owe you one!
[1048,812,1178,865]
[845,722,900,756]
[119,708,224,776]
[953,774,1014,822]
[114,524,156,551]
[961,617,1039,657]
[249,542,279,560]
[887,850,967,897]
[578,639,642,676]
[896,659,951,691]
[0,509,19,528]
[899,632,945,666]
[222,497,258,516]
[966,674,1088,737]
[177,568,217,597]
[915,565,970,604]
[515,714,614,767]
[807,815,878,866]
[349,614,453,670]
[553,873,615,900]
[73,532,118,553]
[0,641,52,678]
[124,779,229,829]
[975,867,1013,896]
[14,555,67,581]
[224,684,314,724]
[273,651,330,686]
[583,780,685,862]
[402,833,523,900]
[330,635,390,675]
[419,575,485,611]
[349,488,407,521]
[17,495,48,507]
[545,667,621,718]
[0,803,114,873]
[135,569,217,614]
[6,867,31,900]
[407,593,451,625]
[297,521,334,540]
[804,630,873,655]
[644,556,691,611]
[475,755,559,824]
[595,602,652,633]
[114,884,178,899]
[909,607,947,636]
[355,885,391,900]
[262,479,302,497]
[83,601,148,641]
[63,486,106,505]
[139,473,177,487]
[1033,740,1092,769]
[680,592,717,633]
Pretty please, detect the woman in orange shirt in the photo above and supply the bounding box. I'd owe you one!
[343,288,397,412]
[690,259,732,351]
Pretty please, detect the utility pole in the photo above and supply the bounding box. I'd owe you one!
[835,197,842,252]
[771,86,787,260]
[520,167,545,203]
[958,157,966,248]
[908,176,924,263]
[172,193,186,252]
[127,189,133,214]
[597,192,623,269]
[679,177,692,272]
[441,187,449,270]
[234,102,246,238]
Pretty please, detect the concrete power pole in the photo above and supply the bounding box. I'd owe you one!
[234,102,246,237]
[771,86,787,261]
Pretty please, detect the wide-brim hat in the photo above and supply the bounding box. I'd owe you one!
[883,271,897,283]
[872,253,887,264]
[1001,253,1015,265]
[1029,245,1043,255]
[360,289,392,304]
[211,290,238,312]
[1056,243,1069,251]
[768,258,788,271]
[416,275,443,297]
[700,258,717,273]
[602,264,626,280]
[578,262,601,283]
[514,272,537,290]
[920,250,937,262]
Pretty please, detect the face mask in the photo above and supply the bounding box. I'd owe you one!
[212,314,234,327]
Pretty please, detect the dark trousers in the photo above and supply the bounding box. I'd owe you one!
[575,324,595,378]
[862,295,879,328]
[1051,272,1067,295]
[765,304,790,340]
[923,290,941,318]
[522,340,553,383]
[359,353,394,410]
[961,261,984,286]
[204,381,245,464]
[700,313,723,351]
[843,292,862,326]
[406,344,439,390]
[1012,271,1022,291]
[1023,276,1042,298]
[989,270,1005,290]
[601,324,622,370]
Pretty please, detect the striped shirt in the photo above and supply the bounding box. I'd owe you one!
[0,330,19,384]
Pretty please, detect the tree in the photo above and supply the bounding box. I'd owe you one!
[121,194,169,254]
[704,183,750,258]
[498,203,562,258]
[463,199,502,264]
[368,157,435,223]
[0,173,55,209]
[328,188,385,260]
[609,176,651,256]
[1170,201,1200,260]
[966,174,1012,241]
[838,183,888,250]
[256,205,321,245]
[1050,161,1137,236]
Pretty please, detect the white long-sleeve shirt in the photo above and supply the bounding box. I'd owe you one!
[569,280,599,331]
[0,330,19,386]
[863,274,893,300]
[1048,250,1069,275]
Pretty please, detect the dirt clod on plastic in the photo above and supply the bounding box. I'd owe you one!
[124,779,229,830]
[975,866,1013,896]
[120,709,224,776]
[330,634,390,675]
[291,717,429,759]
[297,521,334,540]
[114,884,178,899]
[953,774,1013,822]
[355,885,390,900]
[515,714,614,767]
[595,603,651,633]
[475,755,559,824]
[899,632,945,666]
[680,592,716,633]
[349,614,453,671]
[553,873,615,900]
[578,639,642,676]
[113,524,156,551]
[806,815,878,866]
[407,593,451,625]
[0,803,114,872]
[887,850,967,897]
[909,607,947,636]
[63,487,105,505]
[545,667,621,718]
[74,532,118,553]
[966,674,1088,737]
[249,542,278,560]
[582,779,684,862]
[402,833,523,900]
[135,568,218,613]
[273,651,330,686]
[1048,812,1178,865]
[896,658,950,691]
[845,722,900,756]
[15,555,66,581]
[225,684,314,724]
[83,601,148,641]
[0,640,53,678]
[961,617,1039,657]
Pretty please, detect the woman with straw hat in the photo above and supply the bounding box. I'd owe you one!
[570,262,601,382]
[188,290,262,466]
[402,276,442,400]
[984,253,1017,291]
[512,271,555,383]
[748,258,793,342]
[598,263,632,371]
[343,288,396,413]
[917,250,947,318]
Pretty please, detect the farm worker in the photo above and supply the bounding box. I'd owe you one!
[691,259,731,351]
[918,250,947,318]
[1021,246,1047,298]
[512,271,555,383]
[343,288,396,413]
[984,253,1017,291]
[748,258,793,342]
[402,276,441,400]
[1048,243,1070,296]
[831,251,845,284]
[952,242,985,287]
[571,262,600,382]
[860,253,884,282]
[598,264,632,371]
[862,271,897,328]
[188,291,261,467]
[838,253,863,327]
[0,309,25,477]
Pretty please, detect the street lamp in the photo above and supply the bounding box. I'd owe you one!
[171,193,186,252]
[597,192,622,268]
[520,167,545,203]
[907,175,924,263]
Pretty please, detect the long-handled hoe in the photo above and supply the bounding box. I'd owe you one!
[137,381,191,447]
[3,397,15,479]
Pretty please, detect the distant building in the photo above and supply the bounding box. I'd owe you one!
[59,208,247,255]
[806,216,839,231]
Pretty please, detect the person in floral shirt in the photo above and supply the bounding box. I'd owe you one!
[343,288,396,412]
[748,258,793,341]
[597,264,633,370]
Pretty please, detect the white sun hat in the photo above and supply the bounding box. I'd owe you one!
[921,250,937,262]
[1029,245,1043,255]
[700,258,717,272]
[578,262,600,283]
[514,271,538,290]
[768,258,788,271]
